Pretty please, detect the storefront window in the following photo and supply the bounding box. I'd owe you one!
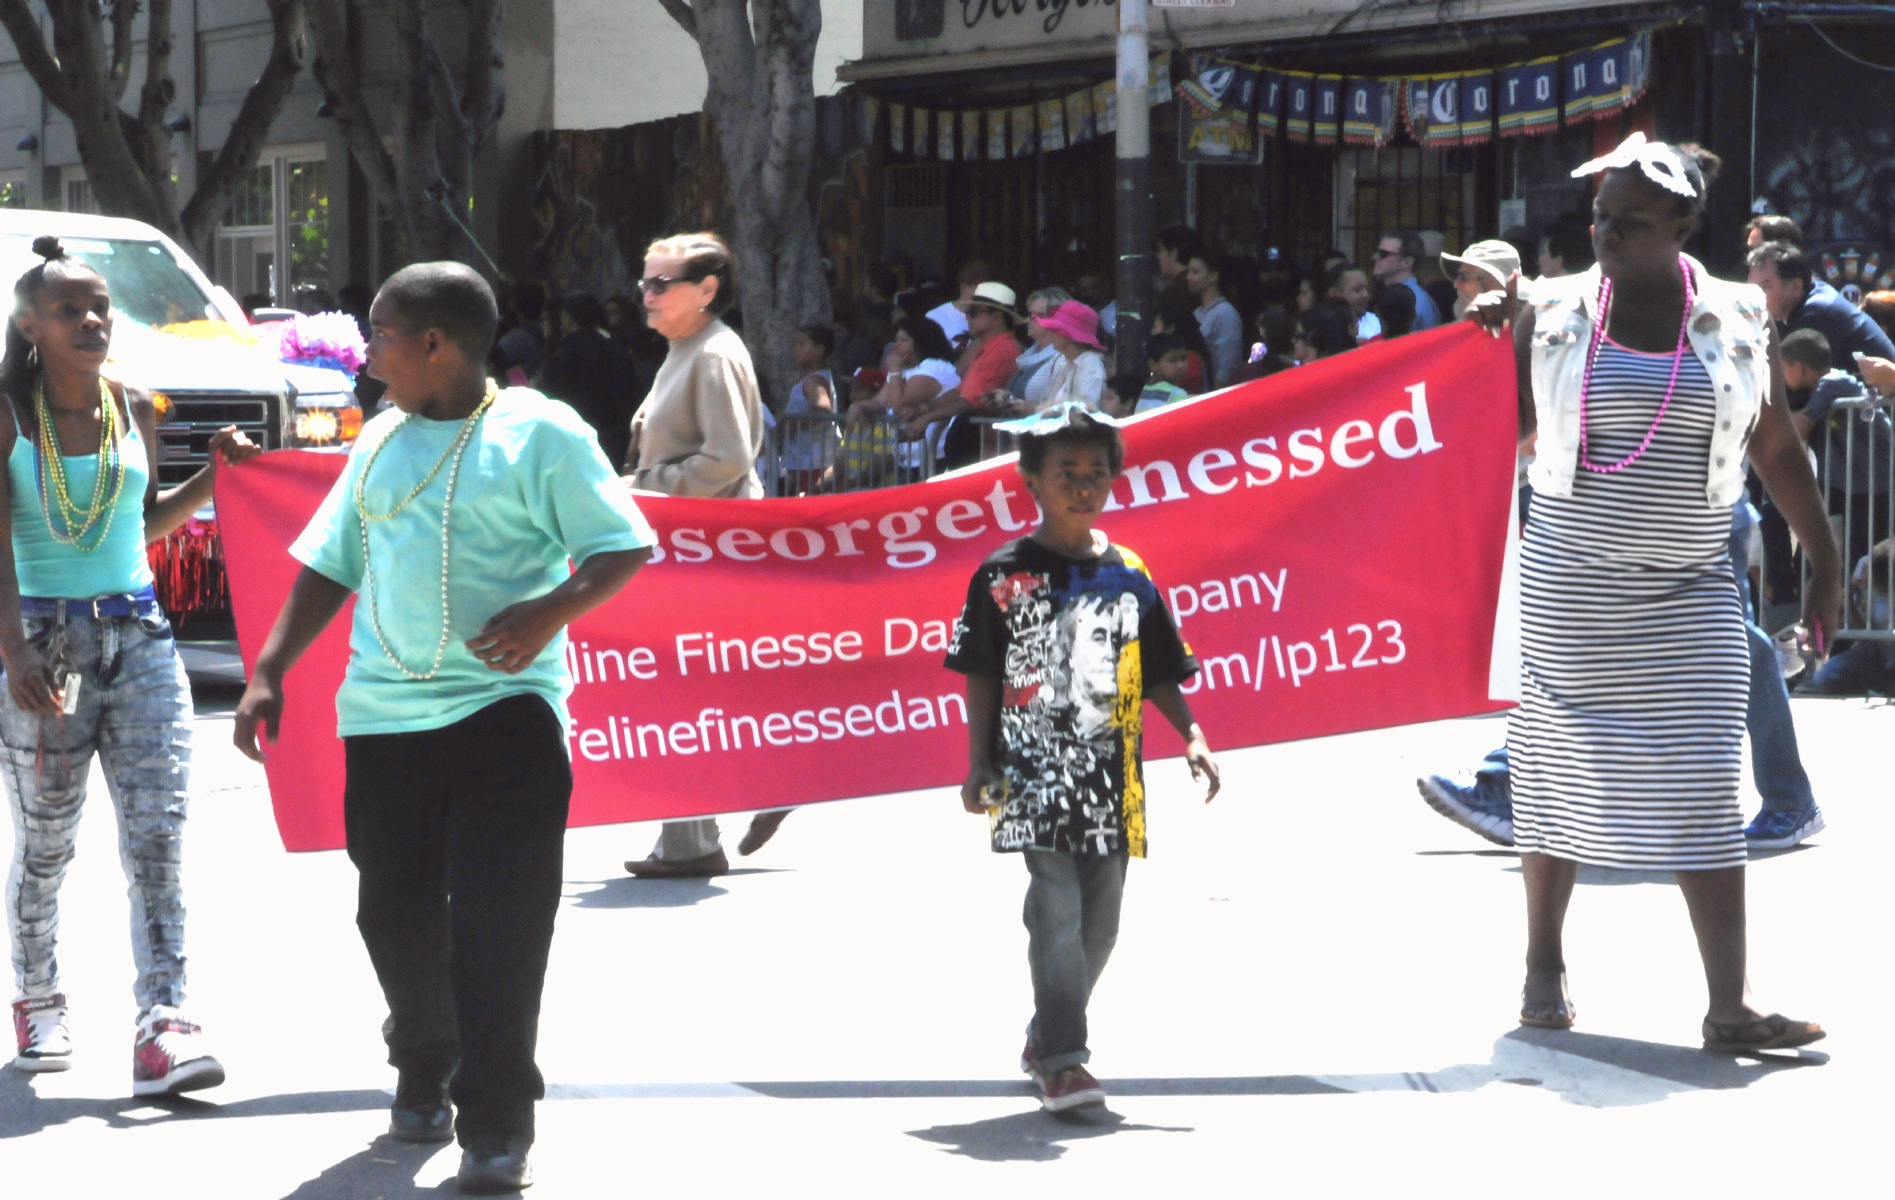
[214,148,328,308]
[1336,147,1480,270]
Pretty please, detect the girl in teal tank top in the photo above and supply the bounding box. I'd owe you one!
[0,236,259,1095]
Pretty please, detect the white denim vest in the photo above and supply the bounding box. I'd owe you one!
[1527,254,1771,508]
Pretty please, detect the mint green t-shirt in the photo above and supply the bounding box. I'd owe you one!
[290,388,656,737]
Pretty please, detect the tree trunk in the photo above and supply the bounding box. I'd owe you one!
[665,0,830,410]
[0,0,307,265]
[307,0,506,271]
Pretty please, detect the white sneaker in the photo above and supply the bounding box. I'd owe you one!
[12,994,73,1072]
[131,1006,225,1097]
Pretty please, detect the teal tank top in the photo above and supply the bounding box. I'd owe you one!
[8,404,154,599]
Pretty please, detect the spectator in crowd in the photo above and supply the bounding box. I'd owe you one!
[1101,371,1143,418]
[1185,253,1244,389]
[1137,333,1194,411]
[1781,328,1892,572]
[1038,302,1109,410]
[1745,214,1803,250]
[1240,308,1298,379]
[622,232,769,879]
[1416,231,1458,323]
[829,295,882,376]
[1538,213,1595,280]
[1325,263,1379,342]
[861,315,960,478]
[1293,304,1355,361]
[1803,540,1895,695]
[1442,240,1522,318]
[1372,230,1443,330]
[927,261,990,350]
[1748,241,1895,373]
[1009,289,1069,407]
[292,283,337,316]
[1861,290,1895,340]
[1153,226,1201,308]
[779,323,838,496]
[1374,281,1417,341]
[1074,271,1117,342]
[240,292,272,321]
[603,294,638,341]
[537,291,636,468]
[493,281,547,385]
[1151,291,1211,393]
[911,283,1025,470]
[1293,274,1318,313]
[338,281,375,340]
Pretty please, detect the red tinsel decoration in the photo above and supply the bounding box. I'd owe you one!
[147,517,228,618]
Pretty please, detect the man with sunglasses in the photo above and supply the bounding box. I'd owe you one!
[904,283,1024,470]
[1371,230,1442,330]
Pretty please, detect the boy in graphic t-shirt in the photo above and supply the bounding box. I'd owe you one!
[944,404,1219,1114]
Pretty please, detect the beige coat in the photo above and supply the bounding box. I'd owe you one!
[627,319,764,498]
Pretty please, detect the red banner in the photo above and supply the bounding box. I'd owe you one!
[219,325,1518,852]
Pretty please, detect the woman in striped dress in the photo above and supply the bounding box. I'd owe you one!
[1472,136,1841,1053]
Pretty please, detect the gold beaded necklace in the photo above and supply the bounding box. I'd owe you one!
[32,375,127,553]
[352,379,500,680]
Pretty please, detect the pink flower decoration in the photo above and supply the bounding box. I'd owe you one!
[276,311,368,374]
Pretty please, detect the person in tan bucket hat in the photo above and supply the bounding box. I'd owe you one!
[1442,239,1524,317]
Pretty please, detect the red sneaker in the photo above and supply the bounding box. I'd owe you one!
[1039,1065,1106,1113]
[12,994,72,1072]
[132,1007,225,1097]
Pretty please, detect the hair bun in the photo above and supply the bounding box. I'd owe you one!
[1678,143,1722,189]
[30,236,65,262]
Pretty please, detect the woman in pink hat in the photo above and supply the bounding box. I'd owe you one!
[1037,301,1107,412]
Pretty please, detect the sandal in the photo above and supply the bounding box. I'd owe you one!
[1702,1013,1825,1054]
[1519,973,1576,1030]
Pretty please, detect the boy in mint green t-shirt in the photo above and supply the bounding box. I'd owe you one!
[234,262,653,1193]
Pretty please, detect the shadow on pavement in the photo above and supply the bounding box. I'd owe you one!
[909,1107,1193,1162]
[0,1070,391,1138]
[565,869,789,909]
[277,1136,460,1199]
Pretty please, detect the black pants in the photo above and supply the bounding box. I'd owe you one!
[343,694,572,1148]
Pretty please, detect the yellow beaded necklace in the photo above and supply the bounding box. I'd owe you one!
[31,375,127,553]
[352,379,500,680]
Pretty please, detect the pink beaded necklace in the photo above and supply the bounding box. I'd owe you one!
[1578,254,1696,474]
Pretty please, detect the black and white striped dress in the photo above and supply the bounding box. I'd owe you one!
[1509,340,1748,871]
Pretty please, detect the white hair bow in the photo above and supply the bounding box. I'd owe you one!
[1570,131,1698,199]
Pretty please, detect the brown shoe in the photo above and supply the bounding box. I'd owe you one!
[738,810,791,856]
[623,849,729,878]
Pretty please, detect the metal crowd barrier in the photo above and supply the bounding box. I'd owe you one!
[763,412,935,497]
[1808,387,1894,644]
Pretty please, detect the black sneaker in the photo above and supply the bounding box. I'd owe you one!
[457,1137,533,1194]
[390,1074,454,1144]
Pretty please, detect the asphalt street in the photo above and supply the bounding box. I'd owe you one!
[0,683,1888,1198]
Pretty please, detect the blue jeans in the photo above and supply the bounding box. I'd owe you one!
[1022,848,1127,1074]
[2,606,194,1014]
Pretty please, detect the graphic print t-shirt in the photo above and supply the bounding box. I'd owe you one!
[945,538,1197,858]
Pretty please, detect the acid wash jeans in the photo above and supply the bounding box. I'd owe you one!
[2,605,194,1016]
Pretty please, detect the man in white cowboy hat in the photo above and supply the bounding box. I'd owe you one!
[1442,239,1524,319]
[903,282,1025,467]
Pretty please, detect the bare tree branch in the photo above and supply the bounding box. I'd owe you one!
[0,0,73,111]
[657,0,697,40]
[108,0,138,104]
[46,0,174,231]
[307,0,398,208]
[181,0,305,250]
[136,0,177,186]
[426,36,471,202]
[458,0,505,149]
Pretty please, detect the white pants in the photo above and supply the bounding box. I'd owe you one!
[651,818,720,860]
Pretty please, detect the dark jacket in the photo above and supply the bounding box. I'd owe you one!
[1788,280,1895,374]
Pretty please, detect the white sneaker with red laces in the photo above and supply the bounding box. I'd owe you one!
[132,1007,225,1097]
[12,994,73,1072]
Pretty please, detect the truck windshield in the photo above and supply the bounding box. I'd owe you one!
[0,234,220,330]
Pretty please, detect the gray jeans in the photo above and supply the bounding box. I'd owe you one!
[2,607,193,1015]
[1022,848,1128,1073]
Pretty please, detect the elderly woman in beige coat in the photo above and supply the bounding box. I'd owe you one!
[621,233,782,878]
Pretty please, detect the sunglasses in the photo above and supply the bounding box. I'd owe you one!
[1373,248,1403,260]
[637,273,706,296]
